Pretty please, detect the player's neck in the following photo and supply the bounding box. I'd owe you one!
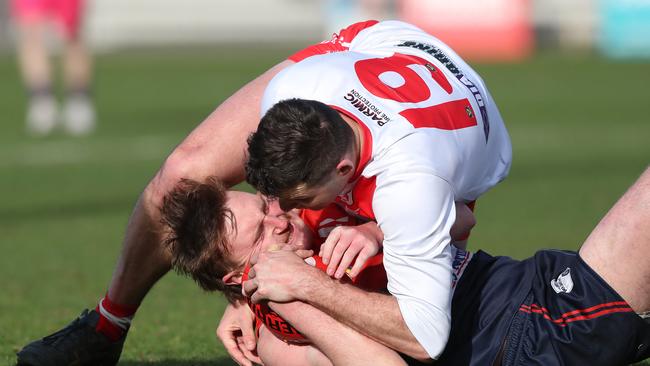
[339,113,363,169]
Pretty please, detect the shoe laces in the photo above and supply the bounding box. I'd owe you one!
[42,310,95,347]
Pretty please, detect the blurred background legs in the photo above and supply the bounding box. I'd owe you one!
[62,35,95,135]
[15,20,57,135]
[10,0,95,136]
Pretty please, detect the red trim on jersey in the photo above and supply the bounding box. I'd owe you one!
[338,175,378,221]
[288,20,379,63]
[519,301,634,327]
[400,98,478,131]
[328,106,374,182]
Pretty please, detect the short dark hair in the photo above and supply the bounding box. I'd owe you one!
[160,177,242,303]
[246,98,353,198]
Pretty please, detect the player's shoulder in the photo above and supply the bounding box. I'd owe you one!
[287,20,432,63]
[287,20,380,63]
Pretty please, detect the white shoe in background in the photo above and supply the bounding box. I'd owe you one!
[62,95,96,136]
[26,95,58,136]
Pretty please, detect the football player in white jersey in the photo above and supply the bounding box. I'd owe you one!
[244,20,511,361]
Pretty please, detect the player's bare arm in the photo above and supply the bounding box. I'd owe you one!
[256,324,331,366]
[244,249,430,361]
[109,59,294,305]
[267,300,407,366]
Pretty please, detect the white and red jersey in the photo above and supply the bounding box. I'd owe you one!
[261,20,511,358]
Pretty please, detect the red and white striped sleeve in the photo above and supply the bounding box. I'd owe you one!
[288,20,379,63]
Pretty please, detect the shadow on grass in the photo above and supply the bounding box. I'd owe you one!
[119,358,237,366]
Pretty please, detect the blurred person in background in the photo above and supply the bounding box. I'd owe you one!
[10,0,96,136]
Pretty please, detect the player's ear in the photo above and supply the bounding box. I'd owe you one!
[335,159,354,177]
[222,270,243,285]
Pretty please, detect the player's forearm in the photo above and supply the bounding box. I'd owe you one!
[270,301,407,365]
[256,323,329,366]
[298,269,430,361]
[107,192,171,305]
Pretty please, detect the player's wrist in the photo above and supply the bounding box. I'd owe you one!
[298,265,333,302]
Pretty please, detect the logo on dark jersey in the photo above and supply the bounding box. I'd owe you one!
[551,268,574,294]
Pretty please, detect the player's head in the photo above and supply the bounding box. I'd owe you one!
[160,177,313,303]
[246,98,356,212]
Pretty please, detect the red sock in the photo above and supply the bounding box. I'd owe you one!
[95,294,138,342]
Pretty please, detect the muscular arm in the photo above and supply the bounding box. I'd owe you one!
[108,60,294,305]
[297,274,426,360]
[269,300,407,365]
[246,250,430,360]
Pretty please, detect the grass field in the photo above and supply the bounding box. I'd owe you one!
[0,46,648,365]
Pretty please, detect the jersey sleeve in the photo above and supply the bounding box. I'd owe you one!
[288,20,379,63]
[372,169,457,359]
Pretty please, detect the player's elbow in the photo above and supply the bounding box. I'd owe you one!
[408,347,434,364]
[145,147,205,209]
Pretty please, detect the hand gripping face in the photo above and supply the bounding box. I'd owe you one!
[242,254,387,343]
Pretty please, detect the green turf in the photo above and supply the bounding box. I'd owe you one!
[0,47,648,365]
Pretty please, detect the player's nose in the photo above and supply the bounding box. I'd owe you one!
[266,198,284,216]
[264,214,289,231]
